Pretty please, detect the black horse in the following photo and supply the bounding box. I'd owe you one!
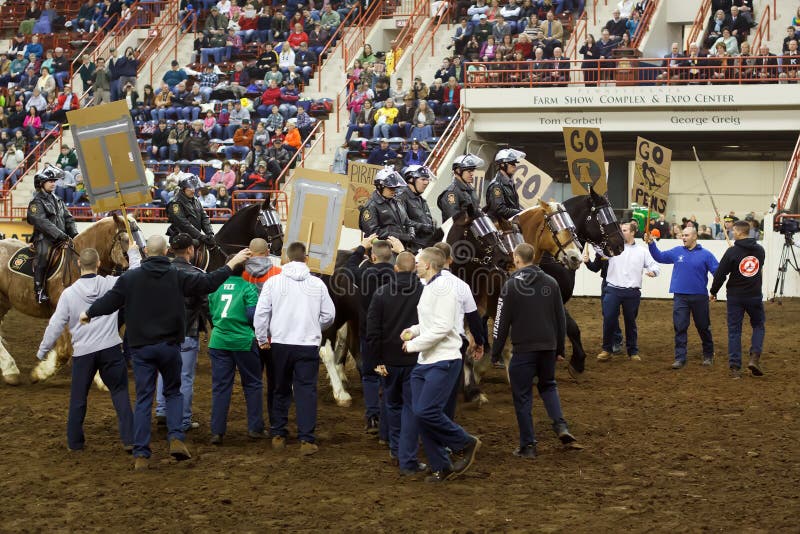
[208,200,284,270]
[539,187,625,376]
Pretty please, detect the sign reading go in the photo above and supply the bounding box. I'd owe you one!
[513,158,554,209]
[632,136,672,215]
[563,127,607,196]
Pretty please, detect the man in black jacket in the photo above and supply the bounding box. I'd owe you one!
[346,236,400,436]
[485,149,523,222]
[154,233,211,431]
[398,165,438,252]
[368,252,426,475]
[167,174,216,247]
[81,235,250,470]
[492,243,576,458]
[710,220,766,378]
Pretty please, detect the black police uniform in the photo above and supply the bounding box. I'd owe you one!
[397,187,436,251]
[26,189,78,299]
[359,190,414,245]
[437,178,480,222]
[167,191,215,243]
[485,171,521,221]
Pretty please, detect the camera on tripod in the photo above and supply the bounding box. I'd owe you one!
[779,217,799,237]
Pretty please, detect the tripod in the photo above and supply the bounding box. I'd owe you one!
[772,233,800,303]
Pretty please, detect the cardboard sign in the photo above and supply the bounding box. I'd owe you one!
[513,158,554,209]
[632,136,672,215]
[343,161,383,229]
[563,127,607,196]
[472,170,486,205]
[67,101,151,213]
[283,168,347,275]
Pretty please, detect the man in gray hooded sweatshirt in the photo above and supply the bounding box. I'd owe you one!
[37,240,141,452]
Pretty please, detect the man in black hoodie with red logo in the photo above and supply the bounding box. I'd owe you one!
[710,220,766,378]
[492,243,576,459]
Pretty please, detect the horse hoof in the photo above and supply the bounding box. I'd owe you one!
[335,392,352,407]
[29,370,40,384]
[3,373,20,386]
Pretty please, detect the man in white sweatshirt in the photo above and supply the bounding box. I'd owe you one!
[254,241,335,456]
[37,241,140,452]
[402,247,482,483]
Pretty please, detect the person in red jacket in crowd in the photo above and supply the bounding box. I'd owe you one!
[287,22,309,50]
[440,76,461,117]
[237,161,274,201]
[257,79,283,117]
[50,84,80,123]
[225,118,254,160]
[278,80,300,120]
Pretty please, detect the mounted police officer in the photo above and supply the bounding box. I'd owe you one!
[398,165,438,252]
[437,153,484,224]
[359,167,415,248]
[485,149,525,222]
[27,165,78,303]
[166,173,216,248]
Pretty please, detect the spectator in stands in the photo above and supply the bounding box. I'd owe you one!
[410,76,429,103]
[427,78,443,112]
[228,100,250,138]
[163,60,188,92]
[408,116,433,143]
[374,98,399,139]
[367,138,397,166]
[9,52,28,84]
[358,44,377,65]
[319,4,340,32]
[500,0,522,32]
[625,8,640,38]
[468,0,489,22]
[198,186,217,209]
[440,77,461,117]
[714,28,739,55]
[473,15,492,43]
[0,145,23,186]
[541,11,564,43]
[90,58,111,105]
[656,42,684,85]
[265,104,286,136]
[172,82,195,121]
[24,35,43,60]
[728,5,750,44]
[226,118,254,160]
[548,47,570,87]
[167,121,190,161]
[50,47,69,90]
[215,185,232,209]
[270,9,290,43]
[403,139,429,167]
[229,61,251,98]
[755,45,778,81]
[150,119,170,161]
[394,96,418,138]
[523,13,540,38]
[251,121,269,149]
[345,99,375,142]
[580,34,600,86]
[294,107,313,139]
[50,84,79,124]
[225,28,243,61]
[209,161,236,192]
[258,79,283,118]
[116,48,139,97]
[784,26,797,54]
[605,9,627,40]
[265,137,292,176]
[450,18,473,56]
[13,129,27,152]
[152,83,174,122]
[183,120,209,160]
[23,106,41,138]
[205,6,229,43]
[195,66,217,103]
[706,10,729,49]
[278,42,297,74]
[497,34,516,61]
[493,15,513,43]
[34,67,55,99]
[238,161,272,200]
[617,0,636,18]
[8,101,26,133]
[294,42,317,85]
[390,78,408,107]
[283,121,302,152]
[780,40,799,82]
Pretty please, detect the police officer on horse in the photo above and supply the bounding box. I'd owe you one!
[27,165,78,303]
[485,149,525,222]
[166,173,216,248]
[398,165,438,252]
[437,154,484,224]
[359,167,415,248]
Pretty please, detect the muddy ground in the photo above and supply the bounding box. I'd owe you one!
[0,297,798,533]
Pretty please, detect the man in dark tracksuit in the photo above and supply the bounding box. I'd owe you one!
[484,148,524,222]
[360,168,415,248]
[167,175,216,247]
[710,220,766,378]
[345,236,397,437]
[367,252,426,475]
[437,153,484,224]
[82,235,251,470]
[27,165,78,303]
[492,243,576,458]
[398,165,438,252]
[584,252,623,354]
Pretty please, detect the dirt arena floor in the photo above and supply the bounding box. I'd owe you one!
[0,297,798,533]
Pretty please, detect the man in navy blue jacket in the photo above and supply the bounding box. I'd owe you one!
[645,227,719,369]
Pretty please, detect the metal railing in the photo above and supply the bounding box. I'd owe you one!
[461,56,800,88]
[391,0,429,61]
[341,0,383,69]
[423,106,469,176]
[334,79,357,133]
[3,126,63,191]
[314,1,361,91]
[777,134,800,216]
[409,1,452,81]
[686,0,711,51]
[750,4,772,54]
[274,120,327,190]
[0,190,29,221]
[566,11,588,59]
[68,205,234,223]
[146,9,197,86]
[230,189,289,219]
[631,0,658,50]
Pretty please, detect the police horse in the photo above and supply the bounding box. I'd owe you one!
[0,215,135,385]
[446,200,584,402]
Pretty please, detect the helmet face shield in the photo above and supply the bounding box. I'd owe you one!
[375,168,406,189]
[453,153,485,172]
[403,165,434,182]
[178,173,202,191]
[495,148,526,165]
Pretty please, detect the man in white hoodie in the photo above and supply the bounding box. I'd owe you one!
[37,241,140,452]
[402,247,482,483]
[254,241,335,456]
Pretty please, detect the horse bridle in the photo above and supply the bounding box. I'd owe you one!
[538,204,579,263]
[585,203,619,253]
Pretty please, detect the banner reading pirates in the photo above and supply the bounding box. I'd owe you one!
[67,101,150,239]
[513,158,554,209]
[563,127,607,196]
[284,168,347,275]
[632,136,672,216]
[343,161,382,229]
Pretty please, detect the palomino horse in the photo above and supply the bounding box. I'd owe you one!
[211,202,354,407]
[0,214,133,385]
[447,199,583,403]
[535,189,625,376]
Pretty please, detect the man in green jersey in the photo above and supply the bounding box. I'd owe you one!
[208,261,267,445]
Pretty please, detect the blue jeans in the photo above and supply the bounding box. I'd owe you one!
[209,346,265,435]
[508,350,565,449]
[602,286,641,355]
[156,336,199,430]
[270,343,319,443]
[673,294,714,363]
[601,280,623,348]
[67,346,134,450]
[360,339,387,440]
[384,365,419,470]
[444,338,467,420]
[130,341,184,458]
[726,295,765,369]
[411,360,472,472]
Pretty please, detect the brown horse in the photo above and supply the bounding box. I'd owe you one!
[0,214,133,385]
